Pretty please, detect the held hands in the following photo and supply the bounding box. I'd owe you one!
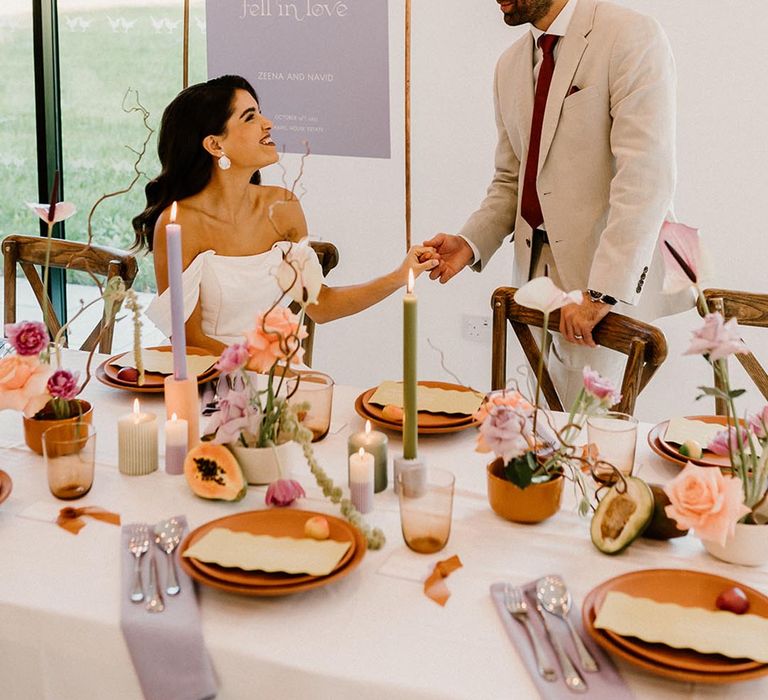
[559,295,612,347]
[420,233,473,283]
[399,245,439,284]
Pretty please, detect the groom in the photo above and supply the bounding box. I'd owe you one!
[424,0,691,403]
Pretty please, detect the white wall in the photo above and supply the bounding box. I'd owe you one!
[264,0,768,422]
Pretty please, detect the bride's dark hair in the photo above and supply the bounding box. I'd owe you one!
[132,74,261,251]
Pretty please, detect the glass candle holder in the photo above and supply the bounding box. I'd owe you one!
[587,411,638,480]
[43,422,97,500]
[397,467,455,554]
[287,370,334,442]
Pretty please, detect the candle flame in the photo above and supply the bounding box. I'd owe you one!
[171,413,178,421]
[170,201,178,223]
[358,447,365,458]
[133,398,140,415]
[365,419,371,435]
[407,267,414,294]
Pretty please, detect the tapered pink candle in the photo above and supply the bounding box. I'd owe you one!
[166,201,188,381]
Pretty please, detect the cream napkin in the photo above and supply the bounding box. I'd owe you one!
[663,417,725,447]
[183,527,351,576]
[594,591,768,662]
[112,350,218,377]
[369,381,483,416]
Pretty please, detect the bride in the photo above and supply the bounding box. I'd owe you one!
[133,74,436,354]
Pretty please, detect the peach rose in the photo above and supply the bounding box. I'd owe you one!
[663,463,751,547]
[474,389,533,422]
[244,307,308,373]
[0,355,52,417]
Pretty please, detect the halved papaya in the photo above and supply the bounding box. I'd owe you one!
[184,443,247,502]
[591,476,653,554]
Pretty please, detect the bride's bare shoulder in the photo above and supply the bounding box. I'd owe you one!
[256,185,307,241]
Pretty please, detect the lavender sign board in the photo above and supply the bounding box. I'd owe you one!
[206,0,391,158]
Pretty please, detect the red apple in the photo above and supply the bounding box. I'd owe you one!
[116,366,139,383]
[716,586,750,614]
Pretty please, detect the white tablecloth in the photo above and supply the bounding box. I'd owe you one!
[0,351,766,699]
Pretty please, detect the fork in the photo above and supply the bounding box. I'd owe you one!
[128,525,150,603]
[504,583,557,682]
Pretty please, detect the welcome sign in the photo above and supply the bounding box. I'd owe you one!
[206,0,391,158]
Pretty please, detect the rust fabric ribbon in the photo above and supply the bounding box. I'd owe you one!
[57,506,121,535]
[424,554,463,607]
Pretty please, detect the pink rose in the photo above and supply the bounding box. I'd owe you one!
[582,366,621,405]
[245,307,308,373]
[216,343,250,374]
[685,313,748,361]
[46,369,79,400]
[265,478,306,507]
[476,403,532,464]
[6,321,48,356]
[663,462,750,546]
[0,355,52,417]
[706,427,749,457]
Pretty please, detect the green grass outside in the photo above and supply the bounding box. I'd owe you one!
[0,2,208,293]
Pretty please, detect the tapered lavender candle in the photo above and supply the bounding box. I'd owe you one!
[166,201,188,381]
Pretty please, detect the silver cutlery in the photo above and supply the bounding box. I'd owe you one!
[504,583,557,682]
[529,593,587,693]
[145,553,165,613]
[537,575,599,672]
[128,525,150,603]
[154,518,183,596]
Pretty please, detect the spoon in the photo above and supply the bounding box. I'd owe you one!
[536,575,599,673]
[154,518,183,596]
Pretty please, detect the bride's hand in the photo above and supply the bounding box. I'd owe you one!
[398,245,439,283]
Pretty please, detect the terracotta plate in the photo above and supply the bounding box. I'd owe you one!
[0,470,12,507]
[354,381,481,435]
[96,346,220,394]
[581,569,768,683]
[179,509,366,596]
[186,509,358,587]
[650,416,736,468]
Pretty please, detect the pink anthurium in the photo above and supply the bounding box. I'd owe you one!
[26,201,77,224]
[658,221,706,294]
[514,277,582,313]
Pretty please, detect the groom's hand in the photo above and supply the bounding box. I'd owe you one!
[559,296,611,347]
[421,233,473,283]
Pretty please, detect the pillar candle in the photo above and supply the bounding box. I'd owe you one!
[349,447,374,514]
[164,374,200,448]
[118,399,158,476]
[166,201,188,381]
[348,420,388,493]
[403,268,418,460]
[164,412,188,475]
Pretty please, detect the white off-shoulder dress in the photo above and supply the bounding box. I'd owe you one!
[146,243,293,346]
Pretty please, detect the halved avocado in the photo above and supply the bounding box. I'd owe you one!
[591,477,654,554]
[642,484,689,540]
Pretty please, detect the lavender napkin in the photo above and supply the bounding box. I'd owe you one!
[120,516,217,700]
[490,578,633,700]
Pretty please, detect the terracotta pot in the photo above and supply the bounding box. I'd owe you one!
[486,457,563,524]
[227,441,294,485]
[23,400,94,456]
[702,523,768,567]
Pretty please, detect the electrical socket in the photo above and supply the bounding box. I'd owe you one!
[462,314,491,343]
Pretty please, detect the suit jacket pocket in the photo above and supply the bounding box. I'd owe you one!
[561,85,602,112]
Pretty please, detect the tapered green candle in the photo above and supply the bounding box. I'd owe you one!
[403,269,418,459]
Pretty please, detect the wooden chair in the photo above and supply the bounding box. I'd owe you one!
[490,287,668,415]
[3,234,138,354]
[701,288,768,415]
[289,240,339,367]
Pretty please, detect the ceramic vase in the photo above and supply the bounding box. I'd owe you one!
[702,523,768,567]
[486,458,563,523]
[228,441,294,485]
[23,399,94,456]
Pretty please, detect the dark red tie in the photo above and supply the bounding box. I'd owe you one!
[521,34,559,231]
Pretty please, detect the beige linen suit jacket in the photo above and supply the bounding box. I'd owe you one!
[460,0,691,320]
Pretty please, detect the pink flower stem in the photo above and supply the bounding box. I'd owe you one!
[532,312,550,440]
[41,221,55,328]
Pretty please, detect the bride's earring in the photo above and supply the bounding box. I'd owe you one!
[218,152,231,170]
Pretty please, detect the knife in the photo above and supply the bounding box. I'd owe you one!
[145,553,165,613]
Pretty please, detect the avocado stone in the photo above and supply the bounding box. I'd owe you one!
[591,477,654,554]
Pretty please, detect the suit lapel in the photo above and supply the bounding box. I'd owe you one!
[514,32,535,153]
[537,0,596,170]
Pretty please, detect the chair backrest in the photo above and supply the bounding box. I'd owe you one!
[490,287,667,415]
[702,288,768,415]
[289,240,339,367]
[3,234,139,354]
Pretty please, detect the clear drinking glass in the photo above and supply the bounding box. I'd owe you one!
[43,423,97,500]
[287,370,334,442]
[587,411,638,480]
[397,467,455,554]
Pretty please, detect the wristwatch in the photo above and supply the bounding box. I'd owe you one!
[587,289,617,306]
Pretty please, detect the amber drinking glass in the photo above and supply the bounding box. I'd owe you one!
[397,467,455,554]
[43,423,97,500]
